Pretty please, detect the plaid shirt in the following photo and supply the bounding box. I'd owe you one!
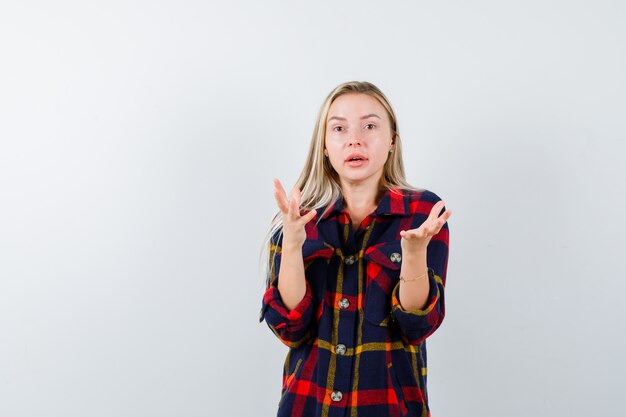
[259,187,450,417]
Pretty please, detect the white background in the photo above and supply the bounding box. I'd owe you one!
[1,1,625,416]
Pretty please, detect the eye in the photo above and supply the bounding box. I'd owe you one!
[333,126,344,132]
[365,123,376,129]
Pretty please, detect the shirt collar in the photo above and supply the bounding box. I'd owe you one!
[320,187,409,219]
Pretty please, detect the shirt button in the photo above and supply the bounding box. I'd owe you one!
[335,344,346,355]
[338,298,350,309]
[344,255,356,265]
[330,390,343,402]
[390,252,402,263]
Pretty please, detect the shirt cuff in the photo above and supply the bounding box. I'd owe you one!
[259,278,314,328]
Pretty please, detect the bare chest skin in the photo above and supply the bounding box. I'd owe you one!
[346,206,377,230]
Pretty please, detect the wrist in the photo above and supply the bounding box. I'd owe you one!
[281,244,303,257]
[401,249,427,265]
[400,269,428,283]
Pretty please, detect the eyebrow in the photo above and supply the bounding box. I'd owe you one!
[327,114,381,123]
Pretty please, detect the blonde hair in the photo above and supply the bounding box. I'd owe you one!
[258,81,424,290]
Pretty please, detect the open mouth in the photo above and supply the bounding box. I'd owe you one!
[345,157,367,166]
[345,154,368,162]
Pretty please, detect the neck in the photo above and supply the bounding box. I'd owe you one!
[340,177,382,212]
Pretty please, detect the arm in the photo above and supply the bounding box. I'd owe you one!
[259,233,316,348]
[259,179,319,347]
[397,248,430,311]
[391,205,450,345]
[277,244,307,311]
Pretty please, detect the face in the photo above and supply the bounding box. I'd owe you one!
[324,93,394,188]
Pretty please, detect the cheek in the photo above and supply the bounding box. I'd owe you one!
[329,155,343,169]
[326,134,341,146]
[325,140,341,157]
[373,151,392,169]
[323,146,338,165]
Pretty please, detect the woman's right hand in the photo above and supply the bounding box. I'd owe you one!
[273,178,317,252]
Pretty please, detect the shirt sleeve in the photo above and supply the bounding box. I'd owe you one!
[258,231,316,348]
[390,210,450,346]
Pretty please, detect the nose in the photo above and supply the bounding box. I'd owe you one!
[349,137,361,146]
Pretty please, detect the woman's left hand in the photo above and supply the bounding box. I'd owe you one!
[400,200,452,254]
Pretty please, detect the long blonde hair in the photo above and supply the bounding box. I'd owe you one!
[258,81,424,290]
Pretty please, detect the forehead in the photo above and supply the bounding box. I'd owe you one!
[327,93,387,121]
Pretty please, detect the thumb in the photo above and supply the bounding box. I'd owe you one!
[305,208,317,220]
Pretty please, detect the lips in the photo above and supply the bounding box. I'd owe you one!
[345,153,368,162]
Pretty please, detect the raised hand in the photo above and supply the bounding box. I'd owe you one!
[273,178,317,252]
[399,200,452,254]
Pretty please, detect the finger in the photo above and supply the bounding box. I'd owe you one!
[294,187,302,208]
[274,190,289,214]
[434,207,452,228]
[286,188,294,217]
[274,179,288,205]
[430,221,441,235]
[426,202,446,230]
[430,210,452,235]
[291,187,304,218]
[402,229,413,238]
[430,200,445,220]
[274,188,289,212]
[301,208,317,224]
[273,179,289,213]
[274,178,287,199]
[403,228,426,240]
[288,187,300,219]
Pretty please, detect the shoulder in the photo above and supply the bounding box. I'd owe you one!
[401,187,444,204]
[397,188,447,220]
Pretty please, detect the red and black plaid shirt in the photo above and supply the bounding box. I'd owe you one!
[259,187,450,417]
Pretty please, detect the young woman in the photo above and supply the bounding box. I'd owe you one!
[259,81,452,417]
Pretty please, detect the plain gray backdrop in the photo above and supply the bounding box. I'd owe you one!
[1,1,624,416]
